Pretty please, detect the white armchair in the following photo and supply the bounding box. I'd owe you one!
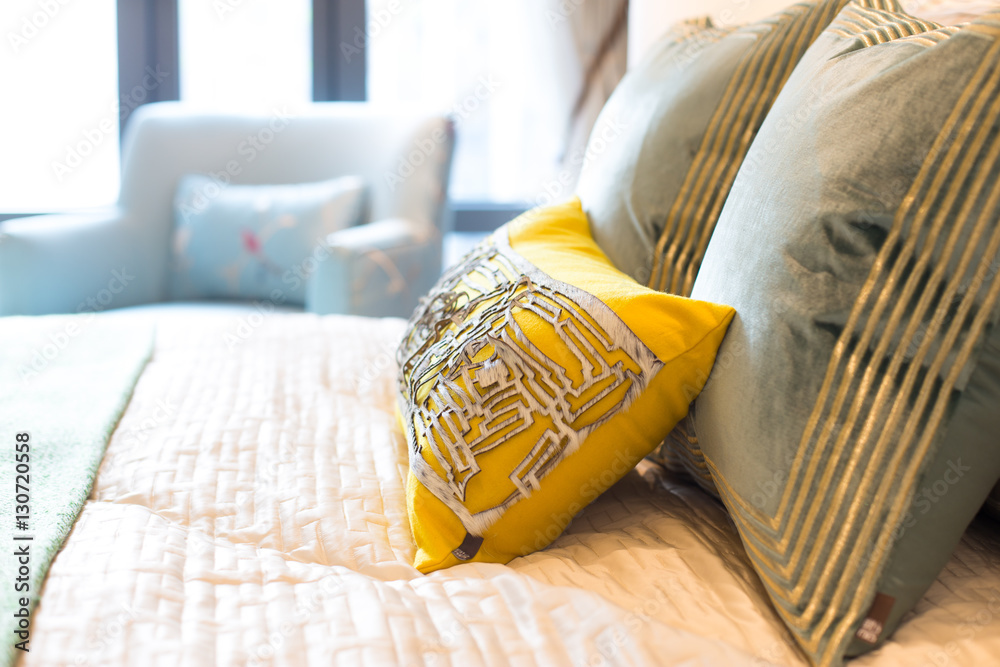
[0,102,455,317]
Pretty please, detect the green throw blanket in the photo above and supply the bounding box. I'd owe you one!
[0,315,153,667]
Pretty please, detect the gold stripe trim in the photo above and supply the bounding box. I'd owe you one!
[648,1,839,295]
[717,33,1000,582]
[696,22,1000,665]
[720,22,999,539]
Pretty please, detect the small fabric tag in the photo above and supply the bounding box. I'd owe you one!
[452,533,484,561]
[855,592,896,644]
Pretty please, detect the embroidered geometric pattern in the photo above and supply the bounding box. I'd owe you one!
[397,230,663,538]
[704,15,1000,665]
[647,0,898,296]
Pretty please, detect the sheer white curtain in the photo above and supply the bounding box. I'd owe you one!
[367,0,627,204]
[559,0,628,195]
[0,0,120,212]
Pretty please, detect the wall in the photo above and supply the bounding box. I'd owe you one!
[627,0,798,65]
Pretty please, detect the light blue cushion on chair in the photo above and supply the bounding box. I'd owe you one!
[168,174,367,304]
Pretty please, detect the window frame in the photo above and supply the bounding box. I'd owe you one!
[1,0,366,220]
[117,0,180,134]
[313,0,366,101]
[2,0,517,230]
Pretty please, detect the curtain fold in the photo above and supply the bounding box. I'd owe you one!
[366,0,628,203]
[557,0,629,193]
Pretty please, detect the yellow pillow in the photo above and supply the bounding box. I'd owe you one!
[397,198,735,572]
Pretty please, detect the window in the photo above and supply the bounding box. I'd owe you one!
[179,0,312,112]
[0,0,120,212]
[367,0,570,204]
[366,0,628,208]
[1,0,623,223]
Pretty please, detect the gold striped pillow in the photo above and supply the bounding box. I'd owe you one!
[577,0,899,295]
[680,5,1000,665]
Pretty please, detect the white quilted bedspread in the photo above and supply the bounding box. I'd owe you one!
[25,311,1000,667]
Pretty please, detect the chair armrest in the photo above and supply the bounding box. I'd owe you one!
[305,218,441,318]
[0,209,142,315]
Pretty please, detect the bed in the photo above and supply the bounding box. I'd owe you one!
[6,0,1000,663]
[9,306,998,667]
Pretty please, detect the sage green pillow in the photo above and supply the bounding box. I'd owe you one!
[576,0,897,294]
[674,4,1000,665]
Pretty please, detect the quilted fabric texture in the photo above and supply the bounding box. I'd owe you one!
[577,0,897,292]
[0,317,152,667]
[169,174,367,304]
[396,199,734,572]
[675,5,1000,665]
[18,309,1000,667]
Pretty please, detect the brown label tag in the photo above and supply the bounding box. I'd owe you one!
[855,592,896,645]
[452,533,484,561]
